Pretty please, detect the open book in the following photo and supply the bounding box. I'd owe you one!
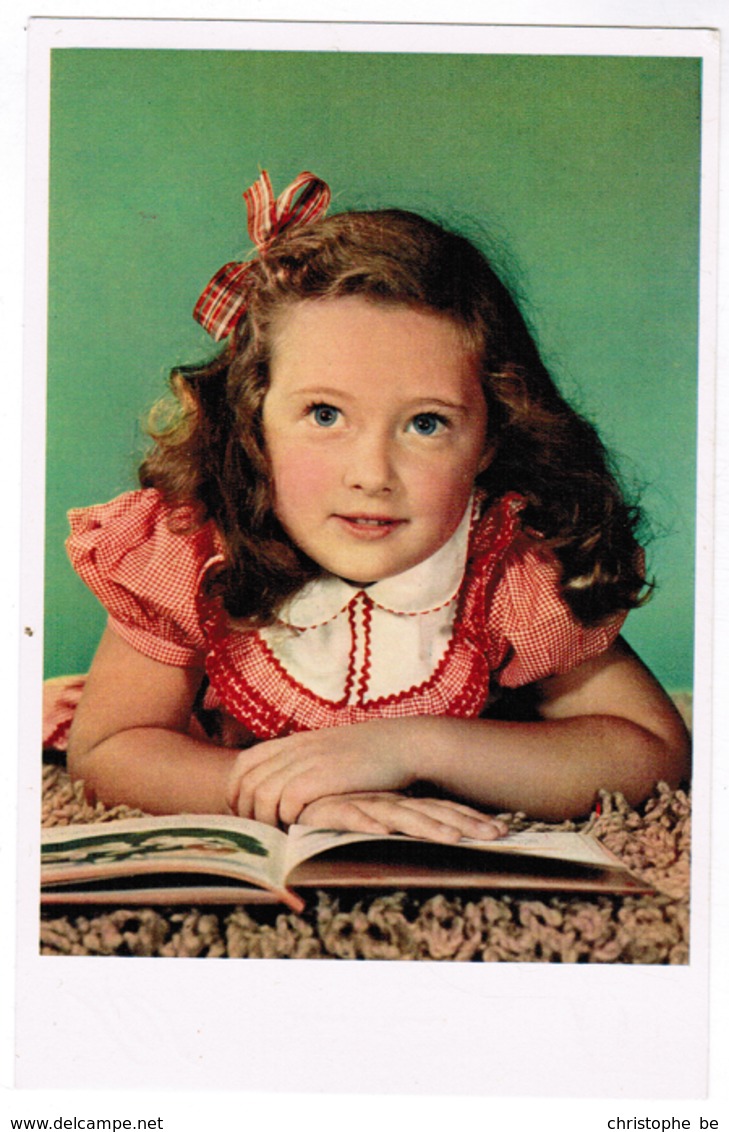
[41,814,652,911]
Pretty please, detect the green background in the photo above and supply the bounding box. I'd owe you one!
[45,49,701,691]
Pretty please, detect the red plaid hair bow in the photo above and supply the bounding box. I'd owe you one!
[193,170,332,341]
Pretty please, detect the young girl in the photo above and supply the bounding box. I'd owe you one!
[61,170,690,842]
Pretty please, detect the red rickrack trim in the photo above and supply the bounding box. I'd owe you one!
[342,602,358,707]
[198,493,527,737]
[354,595,373,706]
[201,590,492,736]
[205,633,493,737]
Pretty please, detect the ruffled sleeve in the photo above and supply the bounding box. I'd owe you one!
[66,489,225,666]
[487,534,627,688]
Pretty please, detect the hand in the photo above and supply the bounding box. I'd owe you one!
[297,792,509,844]
[225,719,428,827]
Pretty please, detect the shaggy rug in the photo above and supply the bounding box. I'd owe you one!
[39,760,690,963]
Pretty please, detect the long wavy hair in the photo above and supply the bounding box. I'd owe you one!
[140,208,650,626]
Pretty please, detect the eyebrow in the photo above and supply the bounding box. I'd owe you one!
[287,387,470,414]
[412,397,470,414]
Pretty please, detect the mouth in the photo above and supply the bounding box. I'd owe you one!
[333,514,407,539]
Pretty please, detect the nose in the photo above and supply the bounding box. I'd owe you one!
[343,428,397,495]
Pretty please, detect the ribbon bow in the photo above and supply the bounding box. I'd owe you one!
[193,170,331,341]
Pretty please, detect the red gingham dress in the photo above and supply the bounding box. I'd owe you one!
[44,489,626,750]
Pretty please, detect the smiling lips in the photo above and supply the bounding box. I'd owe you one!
[333,514,406,539]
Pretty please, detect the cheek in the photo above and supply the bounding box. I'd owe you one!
[268,442,335,516]
[412,456,478,505]
[402,466,468,547]
[405,448,482,540]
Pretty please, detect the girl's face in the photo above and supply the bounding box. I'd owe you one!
[261,297,488,584]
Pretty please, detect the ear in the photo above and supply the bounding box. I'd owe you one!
[477,442,496,475]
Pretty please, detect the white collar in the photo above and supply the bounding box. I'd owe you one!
[277,497,475,629]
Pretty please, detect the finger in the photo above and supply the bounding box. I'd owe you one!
[377,799,500,843]
[249,766,293,827]
[230,745,308,824]
[419,797,510,830]
[277,766,346,827]
[226,744,292,818]
[298,794,499,843]
[402,799,509,839]
[350,799,465,844]
[234,731,352,825]
[225,771,255,819]
[275,753,386,827]
[300,800,391,835]
[252,757,342,827]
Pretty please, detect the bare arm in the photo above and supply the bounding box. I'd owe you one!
[226,638,691,825]
[65,627,507,840]
[69,628,689,826]
[413,637,691,820]
[66,626,234,814]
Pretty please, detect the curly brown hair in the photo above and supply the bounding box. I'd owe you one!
[140,208,650,626]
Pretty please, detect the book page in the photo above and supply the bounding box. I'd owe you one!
[42,814,290,891]
[282,825,624,876]
[458,829,625,867]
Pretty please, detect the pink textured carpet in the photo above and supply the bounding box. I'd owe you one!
[40,762,690,962]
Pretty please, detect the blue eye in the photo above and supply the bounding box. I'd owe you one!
[310,404,340,428]
[409,413,446,436]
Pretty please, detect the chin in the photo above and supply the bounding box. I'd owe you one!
[341,556,421,584]
[319,554,394,583]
